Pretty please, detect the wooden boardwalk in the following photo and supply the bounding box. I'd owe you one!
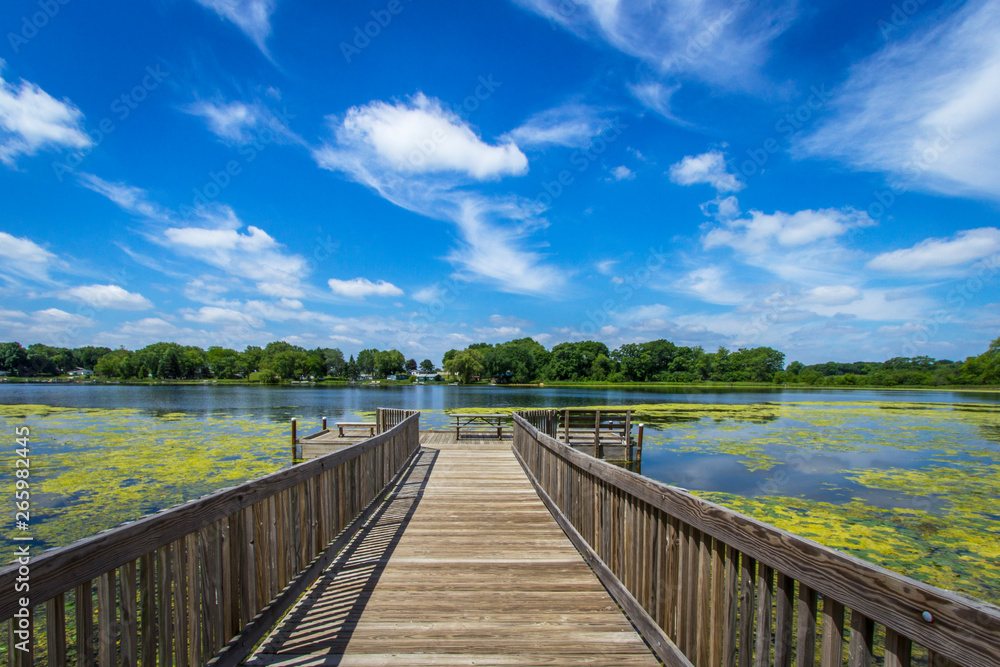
[245,433,658,666]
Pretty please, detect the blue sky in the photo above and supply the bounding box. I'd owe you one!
[1,0,998,365]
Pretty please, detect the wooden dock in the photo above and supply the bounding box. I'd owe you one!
[245,432,659,666]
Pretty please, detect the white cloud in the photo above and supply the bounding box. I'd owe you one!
[60,284,153,310]
[867,227,1000,273]
[610,165,635,181]
[513,0,796,91]
[672,266,746,306]
[79,174,169,220]
[327,277,404,299]
[0,231,56,283]
[314,93,565,296]
[627,81,680,119]
[319,93,527,180]
[183,306,263,327]
[0,62,92,166]
[704,208,873,255]
[183,98,298,146]
[798,0,1000,200]
[507,104,609,148]
[489,314,533,328]
[193,0,276,55]
[669,150,743,193]
[801,285,862,306]
[411,284,447,304]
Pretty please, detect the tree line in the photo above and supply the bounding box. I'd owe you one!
[0,335,997,386]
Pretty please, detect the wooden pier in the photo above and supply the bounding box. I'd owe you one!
[246,433,658,665]
[2,408,998,667]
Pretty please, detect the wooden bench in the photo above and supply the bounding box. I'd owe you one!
[450,413,510,439]
[335,422,376,437]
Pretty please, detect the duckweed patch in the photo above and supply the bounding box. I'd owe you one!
[1,406,288,552]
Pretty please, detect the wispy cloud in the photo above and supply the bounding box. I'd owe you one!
[314,92,566,296]
[798,0,1000,200]
[512,0,797,92]
[0,231,57,284]
[703,208,874,256]
[867,227,1000,273]
[507,103,610,148]
[327,277,404,299]
[192,0,277,56]
[0,61,91,166]
[59,284,153,310]
[183,97,299,146]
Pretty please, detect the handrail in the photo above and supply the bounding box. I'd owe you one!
[512,413,1000,667]
[2,411,421,665]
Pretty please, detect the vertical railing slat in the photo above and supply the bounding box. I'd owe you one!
[738,554,756,667]
[120,559,138,667]
[76,581,94,667]
[774,573,795,667]
[848,610,874,667]
[754,563,773,667]
[697,531,712,667]
[885,627,912,667]
[45,592,67,666]
[820,597,844,667]
[97,569,116,666]
[796,584,818,667]
[140,552,156,666]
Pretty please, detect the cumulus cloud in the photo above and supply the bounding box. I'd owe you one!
[0,62,92,166]
[669,150,743,193]
[60,284,153,310]
[797,0,1000,200]
[318,93,526,180]
[314,92,565,296]
[672,266,746,305]
[183,306,263,327]
[192,0,276,55]
[327,277,404,299]
[867,227,1000,273]
[610,165,635,181]
[703,208,874,255]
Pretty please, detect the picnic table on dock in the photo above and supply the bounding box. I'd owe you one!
[451,412,509,439]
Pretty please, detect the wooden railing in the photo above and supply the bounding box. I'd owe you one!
[512,413,1000,667]
[376,408,418,434]
[1,412,421,666]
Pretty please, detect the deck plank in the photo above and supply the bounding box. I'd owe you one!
[245,434,658,666]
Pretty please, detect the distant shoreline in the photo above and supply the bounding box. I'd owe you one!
[1,377,997,393]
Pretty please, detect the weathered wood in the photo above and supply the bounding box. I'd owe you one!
[76,581,94,667]
[738,554,756,667]
[513,444,691,667]
[848,610,874,667]
[821,596,844,667]
[885,627,912,667]
[9,608,32,667]
[120,559,138,667]
[173,538,188,667]
[97,569,116,667]
[796,583,818,667]
[511,414,1000,667]
[710,537,726,667]
[156,546,173,667]
[724,546,739,667]
[754,563,773,667]
[697,531,712,667]
[774,572,795,667]
[140,552,156,666]
[186,532,200,666]
[45,593,66,666]
[0,414,421,623]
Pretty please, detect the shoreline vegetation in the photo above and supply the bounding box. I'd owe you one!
[0,334,997,388]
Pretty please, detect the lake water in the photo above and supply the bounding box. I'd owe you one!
[1,383,998,605]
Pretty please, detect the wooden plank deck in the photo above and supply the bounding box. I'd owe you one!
[244,433,658,666]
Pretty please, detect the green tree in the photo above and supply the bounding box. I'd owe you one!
[356,349,377,375]
[419,359,435,373]
[444,349,484,384]
[346,355,359,380]
[240,345,264,376]
[406,358,418,373]
[207,347,241,379]
[375,349,405,377]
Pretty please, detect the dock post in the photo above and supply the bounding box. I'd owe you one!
[636,423,644,463]
[322,416,327,431]
[291,418,298,459]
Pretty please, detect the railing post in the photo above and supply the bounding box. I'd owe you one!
[322,416,327,431]
[291,418,298,459]
[594,409,601,458]
[637,424,644,463]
